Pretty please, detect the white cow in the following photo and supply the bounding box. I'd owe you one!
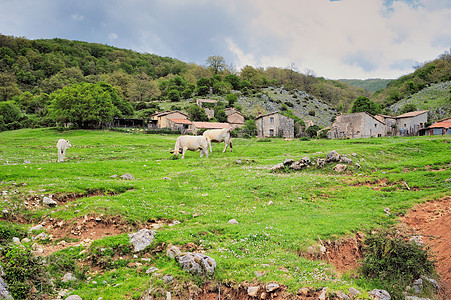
[202,127,233,153]
[56,139,72,162]
[173,135,209,159]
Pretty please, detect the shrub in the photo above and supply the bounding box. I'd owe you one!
[361,228,437,299]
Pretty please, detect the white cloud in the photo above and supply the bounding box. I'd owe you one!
[71,13,84,21]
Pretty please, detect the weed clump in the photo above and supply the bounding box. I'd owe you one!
[361,228,437,299]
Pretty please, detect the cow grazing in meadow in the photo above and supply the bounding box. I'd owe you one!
[173,135,209,159]
[202,128,232,153]
[56,139,71,162]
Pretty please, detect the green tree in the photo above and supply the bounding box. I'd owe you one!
[214,108,227,122]
[206,56,225,74]
[187,105,209,121]
[224,74,240,90]
[400,103,417,114]
[0,72,21,101]
[49,82,119,129]
[226,93,238,107]
[0,101,23,131]
[350,96,381,115]
[243,119,257,136]
[305,125,321,138]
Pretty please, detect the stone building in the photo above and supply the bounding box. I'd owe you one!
[394,110,428,136]
[375,114,397,136]
[191,122,232,135]
[328,112,386,139]
[421,117,451,136]
[225,108,245,128]
[166,118,193,133]
[149,111,189,129]
[255,112,294,138]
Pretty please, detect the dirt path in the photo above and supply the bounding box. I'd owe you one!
[401,196,451,294]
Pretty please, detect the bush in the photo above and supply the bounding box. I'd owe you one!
[361,228,437,299]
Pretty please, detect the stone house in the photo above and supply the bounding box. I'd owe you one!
[394,110,428,136]
[328,112,386,139]
[149,111,189,129]
[255,112,295,138]
[191,122,232,135]
[166,118,193,134]
[421,117,451,136]
[225,108,245,128]
[375,114,397,136]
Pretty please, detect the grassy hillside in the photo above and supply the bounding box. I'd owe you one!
[0,129,449,299]
[338,79,393,93]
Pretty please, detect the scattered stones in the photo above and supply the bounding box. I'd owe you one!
[65,296,82,300]
[166,245,182,259]
[0,275,13,300]
[269,163,285,172]
[298,287,309,296]
[283,159,294,165]
[412,278,423,294]
[110,174,118,178]
[146,267,159,274]
[265,283,280,293]
[368,289,391,300]
[1,209,8,215]
[326,150,340,163]
[61,273,77,283]
[162,274,174,283]
[227,219,239,224]
[33,232,49,241]
[355,163,361,169]
[176,252,216,277]
[384,207,391,215]
[340,156,353,164]
[268,201,273,205]
[128,229,156,252]
[421,275,440,291]
[409,235,424,245]
[43,196,57,207]
[318,287,328,300]
[348,287,361,299]
[316,158,326,168]
[120,173,134,180]
[336,290,350,300]
[254,271,266,277]
[247,286,260,297]
[333,164,347,172]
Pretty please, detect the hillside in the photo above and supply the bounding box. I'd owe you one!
[339,78,393,92]
[388,81,451,122]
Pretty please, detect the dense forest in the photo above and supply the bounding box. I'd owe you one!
[0,34,449,132]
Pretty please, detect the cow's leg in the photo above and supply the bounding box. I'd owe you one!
[229,139,233,152]
[181,147,187,159]
[58,150,62,162]
[205,148,209,158]
[208,139,213,153]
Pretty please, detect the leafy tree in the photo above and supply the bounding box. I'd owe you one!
[206,56,225,74]
[49,82,120,129]
[196,86,210,96]
[186,105,209,121]
[400,103,417,114]
[0,101,23,131]
[350,96,381,115]
[243,119,257,136]
[167,89,181,102]
[305,125,321,138]
[226,93,238,107]
[98,82,133,117]
[214,108,227,122]
[224,74,240,90]
[0,72,21,101]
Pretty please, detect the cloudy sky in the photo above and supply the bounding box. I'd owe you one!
[1,0,450,79]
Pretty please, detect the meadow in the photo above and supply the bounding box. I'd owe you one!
[0,128,450,299]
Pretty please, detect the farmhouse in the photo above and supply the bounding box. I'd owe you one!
[166,118,193,134]
[328,112,386,139]
[191,122,232,135]
[149,111,189,129]
[375,114,397,136]
[420,117,451,136]
[225,108,245,128]
[394,110,428,136]
[255,112,295,138]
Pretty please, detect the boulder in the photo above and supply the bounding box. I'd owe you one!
[65,296,82,300]
[316,158,326,168]
[0,275,13,300]
[340,156,353,164]
[348,287,361,299]
[369,289,390,300]
[283,159,294,166]
[43,196,57,207]
[166,245,182,259]
[228,219,239,224]
[247,286,260,297]
[62,272,77,283]
[176,252,216,277]
[326,150,340,163]
[265,283,279,292]
[333,164,347,172]
[29,224,43,232]
[120,173,135,180]
[270,163,285,172]
[421,275,440,291]
[128,229,156,252]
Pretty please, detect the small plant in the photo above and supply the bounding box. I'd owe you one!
[361,228,437,299]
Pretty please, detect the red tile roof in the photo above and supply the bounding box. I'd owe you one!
[428,117,451,129]
[168,119,192,124]
[395,110,428,118]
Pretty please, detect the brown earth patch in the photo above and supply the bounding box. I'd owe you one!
[401,196,451,295]
[351,178,419,191]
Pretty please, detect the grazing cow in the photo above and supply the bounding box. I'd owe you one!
[202,128,232,153]
[173,135,209,159]
[56,139,71,162]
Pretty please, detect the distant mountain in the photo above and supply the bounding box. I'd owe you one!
[338,79,393,92]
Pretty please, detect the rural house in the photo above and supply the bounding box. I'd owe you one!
[394,110,428,136]
[191,122,232,135]
[255,112,295,138]
[375,114,397,136]
[225,108,245,128]
[328,112,386,139]
[149,111,189,129]
[166,118,193,134]
[420,117,451,136]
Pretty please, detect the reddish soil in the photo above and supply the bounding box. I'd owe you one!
[401,196,451,294]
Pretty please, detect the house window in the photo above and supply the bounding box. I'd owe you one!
[270,117,274,124]
[269,129,274,136]
[374,124,377,128]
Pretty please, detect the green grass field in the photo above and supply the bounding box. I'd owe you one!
[1,128,450,299]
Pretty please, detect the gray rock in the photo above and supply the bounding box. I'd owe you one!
[120,173,134,180]
[110,174,118,178]
[146,267,159,274]
[326,150,340,163]
[291,161,308,170]
[333,164,347,172]
[30,224,43,232]
[317,158,326,168]
[337,291,350,300]
[33,232,49,241]
[265,283,280,292]
[247,286,260,297]
[43,196,57,207]
[65,296,83,300]
[128,229,155,252]
[348,287,361,299]
[355,163,361,169]
[404,296,430,300]
[227,218,239,224]
[413,278,423,294]
[421,275,439,291]
[176,252,216,277]
[384,207,391,215]
[340,156,353,164]
[301,156,311,165]
[166,245,182,259]
[12,237,21,244]
[369,289,390,300]
[270,163,285,172]
[283,159,294,165]
[1,209,8,215]
[62,272,77,283]
[162,274,174,283]
[0,275,13,300]
[319,287,328,300]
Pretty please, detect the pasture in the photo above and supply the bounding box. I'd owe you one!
[0,128,450,299]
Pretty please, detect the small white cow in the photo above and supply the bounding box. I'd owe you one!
[56,139,72,162]
[202,127,233,153]
[173,135,209,159]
